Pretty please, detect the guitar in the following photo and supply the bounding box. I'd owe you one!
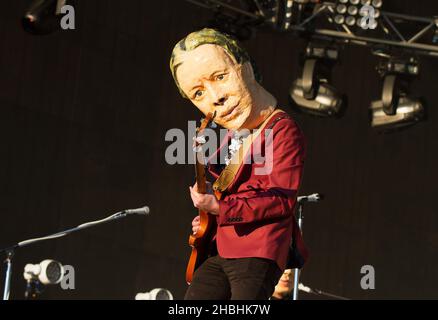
[186,112,219,284]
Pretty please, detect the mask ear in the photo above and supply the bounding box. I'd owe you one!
[241,61,256,84]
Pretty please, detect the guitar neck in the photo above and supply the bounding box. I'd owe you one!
[194,153,207,194]
[193,112,215,195]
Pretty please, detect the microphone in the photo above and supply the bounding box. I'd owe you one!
[298,283,313,293]
[298,282,350,300]
[297,193,323,203]
[123,206,150,215]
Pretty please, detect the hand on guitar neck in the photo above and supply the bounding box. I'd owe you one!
[185,112,219,284]
[189,182,220,229]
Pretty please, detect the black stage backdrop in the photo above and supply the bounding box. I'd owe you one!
[0,0,437,300]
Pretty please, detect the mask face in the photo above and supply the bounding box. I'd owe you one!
[175,44,257,130]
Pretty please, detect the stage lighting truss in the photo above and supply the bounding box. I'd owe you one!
[185,0,438,58]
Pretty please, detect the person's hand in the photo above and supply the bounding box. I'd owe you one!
[189,182,220,215]
[192,215,200,234]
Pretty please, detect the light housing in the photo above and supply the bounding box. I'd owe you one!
[290,79,344,117]
[370,96,424,131]
[23,259,65,285]
[370,55,424,131]
[22,0,68,35]
[290,42,345,117]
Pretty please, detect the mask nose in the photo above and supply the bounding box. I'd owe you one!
[214,96,228,107]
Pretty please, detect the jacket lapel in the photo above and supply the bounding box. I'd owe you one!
[212,109,284,194]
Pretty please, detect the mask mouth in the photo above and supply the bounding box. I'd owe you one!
[220,103,240,121]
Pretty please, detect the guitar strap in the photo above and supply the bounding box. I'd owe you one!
[212,109,288,197]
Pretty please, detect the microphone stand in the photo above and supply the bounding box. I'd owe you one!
[292,193,322,301]
[292,203,304,301]
[1,209,144,300]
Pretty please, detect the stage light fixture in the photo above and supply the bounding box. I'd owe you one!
[289,43,345,117]
[333,0,382,30]
[22,0,68,35]
[24,259,65,285]
[370,56,424,131]
[376,57,419,114]
[23,259,65,299]
[370,97,424,131]
[290,79,344,117]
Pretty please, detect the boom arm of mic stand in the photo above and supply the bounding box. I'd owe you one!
[1,210,137,300]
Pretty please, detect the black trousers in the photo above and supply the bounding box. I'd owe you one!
[184,255,282,300]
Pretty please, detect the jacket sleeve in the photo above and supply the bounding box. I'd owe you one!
[217,118,306,226]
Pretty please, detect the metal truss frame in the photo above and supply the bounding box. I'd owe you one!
[185,0,438,57]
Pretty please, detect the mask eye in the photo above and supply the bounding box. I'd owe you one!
[194,90,204,98]
[216,73,227,81]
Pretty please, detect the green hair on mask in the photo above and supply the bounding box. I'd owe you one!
[169,28,262,98]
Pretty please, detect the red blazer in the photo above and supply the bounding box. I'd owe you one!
[207,110,308,271]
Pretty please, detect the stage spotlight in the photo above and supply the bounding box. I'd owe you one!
[23,259,65,299]
[290,79,344,117]
[289,43,344,117]
[370,56,424,130]
[345,15,356,26]
[135,288,174,300]
[375,57,419,114]
[370,97,424,131]
[24,259,65,285]
[334,0,382,29]
[22,0,68,35]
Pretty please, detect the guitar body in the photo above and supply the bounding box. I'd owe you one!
[185,113,219,285]
[186,209,217,284]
